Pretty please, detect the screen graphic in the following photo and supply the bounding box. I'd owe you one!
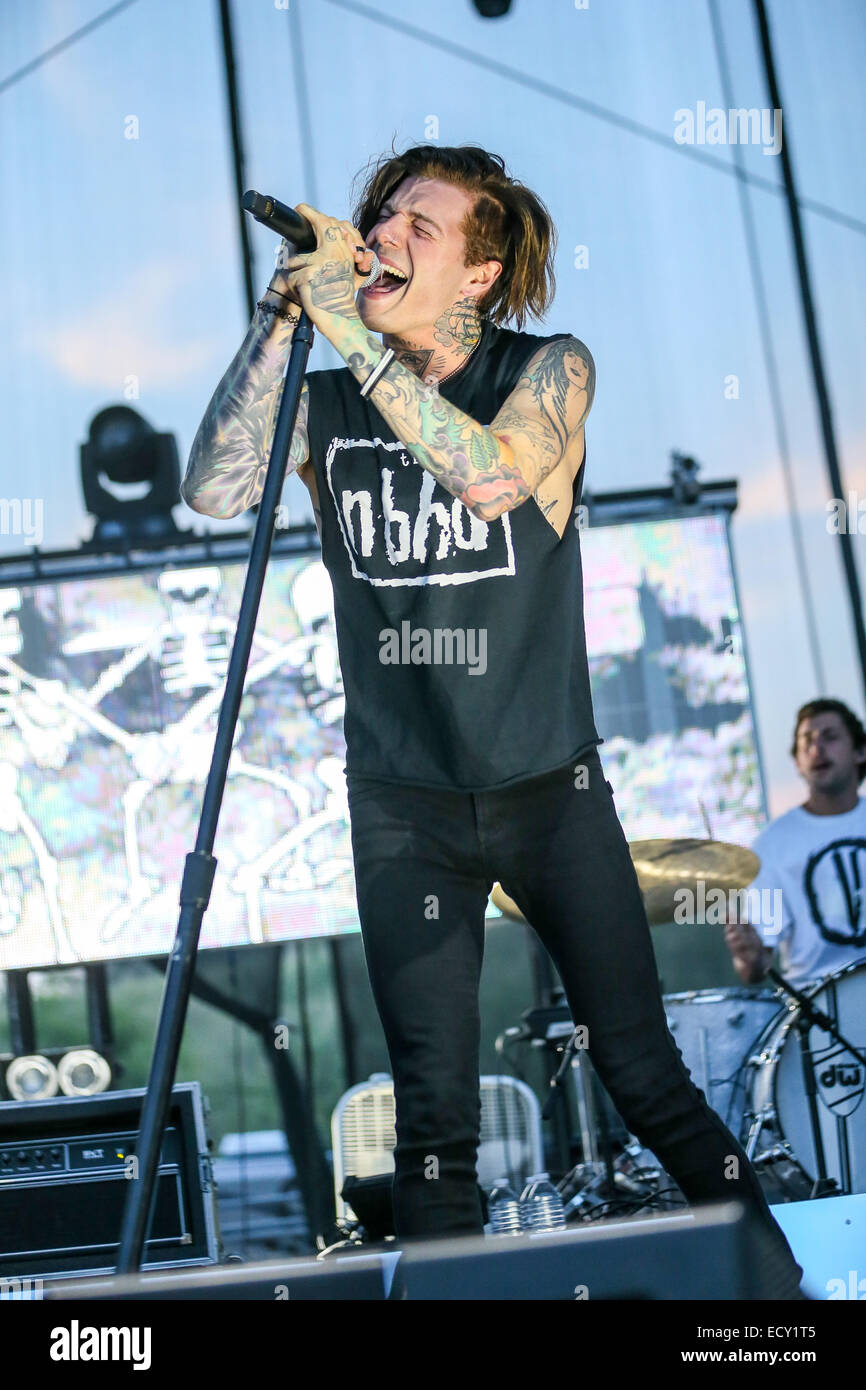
[0,512,763,968]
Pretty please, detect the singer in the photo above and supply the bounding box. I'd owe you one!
[182,144,804,1296]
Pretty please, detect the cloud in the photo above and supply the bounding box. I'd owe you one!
[24,258,216,391]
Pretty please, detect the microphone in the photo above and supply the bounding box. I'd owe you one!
[242,190,382,289]
[242,190,317,252]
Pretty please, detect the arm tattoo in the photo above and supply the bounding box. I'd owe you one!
[512,337,595,453]
[327,317,594,521]
[181,310,309,518]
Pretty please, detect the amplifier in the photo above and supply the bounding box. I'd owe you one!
[0,1083,220,1281]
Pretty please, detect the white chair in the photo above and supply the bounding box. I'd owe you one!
[331,1073,544,1224]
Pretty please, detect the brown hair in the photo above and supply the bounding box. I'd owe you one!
[791,698,866,784]
[352,144,556,329]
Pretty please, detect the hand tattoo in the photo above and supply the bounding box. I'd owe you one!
[309,259,356,316]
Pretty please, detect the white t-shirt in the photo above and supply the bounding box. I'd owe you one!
[747,798,866,986]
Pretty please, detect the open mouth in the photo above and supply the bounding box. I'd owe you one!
[362,261,410,299]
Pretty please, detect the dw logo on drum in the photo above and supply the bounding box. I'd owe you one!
[816,1050,864,1117]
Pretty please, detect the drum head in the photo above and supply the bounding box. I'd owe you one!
[663,987,784,1132]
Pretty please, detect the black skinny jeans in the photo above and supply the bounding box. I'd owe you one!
[347,747,804,1296]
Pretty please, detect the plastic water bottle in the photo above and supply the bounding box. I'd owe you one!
[487,1178,522,1235]
[519,1172,566,1232]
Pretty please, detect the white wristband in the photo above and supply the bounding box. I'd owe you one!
[359,348,396,398]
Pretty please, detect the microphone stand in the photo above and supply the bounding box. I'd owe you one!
[116,307,316,1274]
[766,966,866,1198]
[543,1029,620,1217]
[541,1025,584,1124]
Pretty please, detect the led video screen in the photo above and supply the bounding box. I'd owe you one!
[0,511,762,969]
[582,512,764,844]
[0,550,352,970]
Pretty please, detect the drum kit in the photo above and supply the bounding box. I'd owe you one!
[492,836,866,1215]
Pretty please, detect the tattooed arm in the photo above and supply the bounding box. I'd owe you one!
[180,302,310,520]
[333,319,594,522]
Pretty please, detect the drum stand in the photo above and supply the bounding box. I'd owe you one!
[760,967,866,1198]
[543,1027,664,1219]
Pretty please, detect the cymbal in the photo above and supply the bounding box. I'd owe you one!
[491,840,760,928]
[628,838,760,926]
[490,883,525,921]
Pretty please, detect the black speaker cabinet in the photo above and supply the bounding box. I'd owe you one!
[45,1252,390,1301]
[392,1202,769,1300]
[0,1083,219,1280]
[45,1202,777,1301]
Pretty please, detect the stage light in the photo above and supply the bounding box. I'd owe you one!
[80,405,187,547]
[471,0,513,15]
[57,1049,112,1097]
[6,1055,59,1101]
[670,450,702,505]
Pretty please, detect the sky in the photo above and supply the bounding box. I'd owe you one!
[1,0,865,817]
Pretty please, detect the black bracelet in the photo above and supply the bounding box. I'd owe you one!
[257,297,300,323]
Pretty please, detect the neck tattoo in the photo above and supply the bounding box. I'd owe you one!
[387,298,482,386]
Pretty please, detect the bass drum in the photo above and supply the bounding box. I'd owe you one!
[746,961,866,1193]
[662,987,784,1133]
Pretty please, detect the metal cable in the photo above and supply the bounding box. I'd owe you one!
[707,0,826,695]
[0,0,141,95]
[320,0,866,240]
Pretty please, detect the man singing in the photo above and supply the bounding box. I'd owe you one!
[182,144,804,1296]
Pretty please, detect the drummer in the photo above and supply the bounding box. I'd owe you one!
[725,699,866,988]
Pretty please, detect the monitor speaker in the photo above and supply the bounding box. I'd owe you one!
[391,1202,770,1300]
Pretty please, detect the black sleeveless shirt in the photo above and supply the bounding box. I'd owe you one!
[304,318,601,789]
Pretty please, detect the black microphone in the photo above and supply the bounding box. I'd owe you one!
[242,190,317,252]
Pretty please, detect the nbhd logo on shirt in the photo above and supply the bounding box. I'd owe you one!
[803,838,866,947]
[324,437,515,587]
